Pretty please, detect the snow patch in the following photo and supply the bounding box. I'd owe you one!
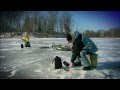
[34,70,41,73]
[0,38,120,79]
[8,69,18,77]
[22,51,33,53]
[0,56,5,58]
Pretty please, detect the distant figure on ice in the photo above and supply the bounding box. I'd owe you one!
[64,31,98,70]
[22,34,31,47]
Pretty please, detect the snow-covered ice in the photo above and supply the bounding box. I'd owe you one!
[0,38,120,79]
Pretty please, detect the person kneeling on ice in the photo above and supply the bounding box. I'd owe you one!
[64,31,98,70]
[22,34,31,47]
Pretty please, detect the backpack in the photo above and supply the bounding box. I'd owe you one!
[52,56,62,69]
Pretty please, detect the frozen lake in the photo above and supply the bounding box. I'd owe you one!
[0,38,120,79]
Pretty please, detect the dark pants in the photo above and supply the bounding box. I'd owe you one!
[25,42,31,47]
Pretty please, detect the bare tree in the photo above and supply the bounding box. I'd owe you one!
[47,11,58,34]
[0,11,24,37]
[62,11,73,35]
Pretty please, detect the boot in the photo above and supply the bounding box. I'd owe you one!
[83,66,91,71]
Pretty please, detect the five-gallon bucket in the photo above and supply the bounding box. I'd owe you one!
[89,53,97,68]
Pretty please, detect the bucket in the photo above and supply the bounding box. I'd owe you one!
[89,54,97,68]
[21,44,24,48]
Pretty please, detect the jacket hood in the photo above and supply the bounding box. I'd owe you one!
[69,31,82,41]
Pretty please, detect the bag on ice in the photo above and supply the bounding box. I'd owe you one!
[52,56,62,69]
[21,44,24,48]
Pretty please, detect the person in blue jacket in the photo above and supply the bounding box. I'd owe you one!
[64,31,98,70]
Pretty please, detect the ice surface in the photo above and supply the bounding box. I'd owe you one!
[0,38,120,79]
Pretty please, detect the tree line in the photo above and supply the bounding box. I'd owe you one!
[0,11,73,37]
[0,11,120,38]
[84,28,120,38]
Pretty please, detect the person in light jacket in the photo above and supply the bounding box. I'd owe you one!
[65,31,98,70]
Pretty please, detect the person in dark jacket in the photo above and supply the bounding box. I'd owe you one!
[63,32,83,67]
[65,31,98,70]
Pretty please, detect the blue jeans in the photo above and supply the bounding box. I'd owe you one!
[80,50,91,67]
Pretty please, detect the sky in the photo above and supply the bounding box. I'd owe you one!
[70,11,120,32]
[21,11,120,33]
